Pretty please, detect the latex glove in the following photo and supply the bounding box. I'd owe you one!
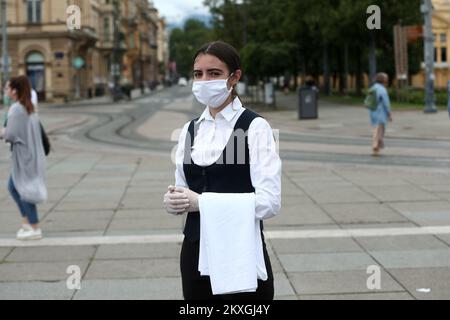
[173,187,199,213]
[164,185,189,215]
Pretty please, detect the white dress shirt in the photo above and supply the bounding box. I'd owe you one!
[175,98,282,220]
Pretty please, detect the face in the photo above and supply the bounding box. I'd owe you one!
[193,53,241,89]
[5,83,16,101]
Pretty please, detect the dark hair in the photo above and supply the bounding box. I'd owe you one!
[9,76,34,115]
[193,41,241,98]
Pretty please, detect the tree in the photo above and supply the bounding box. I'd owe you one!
[204,0,423,95]
[169,19,214,78]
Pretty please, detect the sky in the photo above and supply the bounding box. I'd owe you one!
[152,0,211,27]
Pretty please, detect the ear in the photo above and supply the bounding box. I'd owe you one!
[230,70,242,86]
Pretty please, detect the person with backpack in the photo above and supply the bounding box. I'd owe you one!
[365,73,393,156]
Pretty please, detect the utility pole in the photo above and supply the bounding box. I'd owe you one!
[368,32,377,85]
[236,0,249,94]
[112,0,121,102]
[1,0,8,94]
[421,0,437,113]
[140,33,144,95]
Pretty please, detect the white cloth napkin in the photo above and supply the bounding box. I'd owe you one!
[198,192,267,295]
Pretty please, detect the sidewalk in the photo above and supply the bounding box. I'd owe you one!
[40,87,162,109]
[0,90,450,300]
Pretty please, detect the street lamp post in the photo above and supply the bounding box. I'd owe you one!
[112,0,122,102]
[236,0,249,95]
[1,0,8,94]
[421,0,437,113]
[140,33,144,95]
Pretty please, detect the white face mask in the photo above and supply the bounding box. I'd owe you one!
[192,75,233,109]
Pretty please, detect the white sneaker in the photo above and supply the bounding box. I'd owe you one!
[16,224,33,238]
[17,228,43,241]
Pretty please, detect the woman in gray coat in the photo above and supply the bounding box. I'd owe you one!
[2,76,47,240]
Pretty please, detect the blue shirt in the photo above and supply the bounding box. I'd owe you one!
[369,83,391,126]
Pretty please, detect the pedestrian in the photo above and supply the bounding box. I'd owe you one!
[163,41,281,300]
[368,73,393,156]
[0,76,47,240]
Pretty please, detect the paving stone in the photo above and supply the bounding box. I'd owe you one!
[84,258,180,279]
[370,249,450,269]
[298,292,413,300]
[436,234,450,246]
[307,188,378,204]
[73,278,183,300]
[0,261,89,282]
[0,248,12,261]
[0,281,74,300]
[6,246,96,263]
[321,203,408,224]
[396,211,450,226]
[289,269,404,295]
[362,186,439,202]
[271,204,335,226]
[41,218,111,232]
[273,272,296,297]
[43,210,115,221]
[275,295,299,300]
[54,201,119,211]
[270,238,362,254]
[388,267,450,300]
[279,252,377,273]
[95,243,181,260]
[355,235,449,251]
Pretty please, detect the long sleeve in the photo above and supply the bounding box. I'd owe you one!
[3,106,24,144]
[174,122,190,188]
[381,87,391,114]
[248,118,282,220]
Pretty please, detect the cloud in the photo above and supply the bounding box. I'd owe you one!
[152,0,210,24]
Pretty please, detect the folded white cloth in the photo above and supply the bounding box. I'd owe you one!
[198,192,268,295]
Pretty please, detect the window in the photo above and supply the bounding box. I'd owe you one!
[442,47,447,63]
[104,17,111,41]
[27,0,42,23]
[441,33,447,43]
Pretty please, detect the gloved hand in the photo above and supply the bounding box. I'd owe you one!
[163,185,189,215]
[173,187,200,213]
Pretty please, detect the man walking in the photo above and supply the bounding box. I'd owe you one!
[368,73,393,156]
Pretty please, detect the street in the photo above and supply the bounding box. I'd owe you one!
[1,86,450,300]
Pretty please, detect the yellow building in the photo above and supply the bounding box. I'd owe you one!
[412,0,450,89]
[0,0,166,102]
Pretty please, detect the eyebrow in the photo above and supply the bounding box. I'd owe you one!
[193,68,225,73]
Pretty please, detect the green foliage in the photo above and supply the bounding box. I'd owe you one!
[204,0,423,87]
[169,19,214,78]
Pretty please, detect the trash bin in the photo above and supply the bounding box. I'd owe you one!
[298,86,319,120]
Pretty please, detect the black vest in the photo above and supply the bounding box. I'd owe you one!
[183,108,263,242]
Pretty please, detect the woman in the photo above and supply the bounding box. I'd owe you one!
[2,76,47,240]
[370,73,393,156]
[164,41,281,300]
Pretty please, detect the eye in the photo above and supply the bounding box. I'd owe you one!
[209,71,222,77]
[193,72,202,79]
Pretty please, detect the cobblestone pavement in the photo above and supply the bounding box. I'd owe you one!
[0,87,449,300]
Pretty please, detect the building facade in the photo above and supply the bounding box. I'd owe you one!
[412,0,450,89]
[0,0,167,102]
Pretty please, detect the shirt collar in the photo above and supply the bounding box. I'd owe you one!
[196,98,243,124]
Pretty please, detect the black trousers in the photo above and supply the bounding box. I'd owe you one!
[180,235,274,300]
